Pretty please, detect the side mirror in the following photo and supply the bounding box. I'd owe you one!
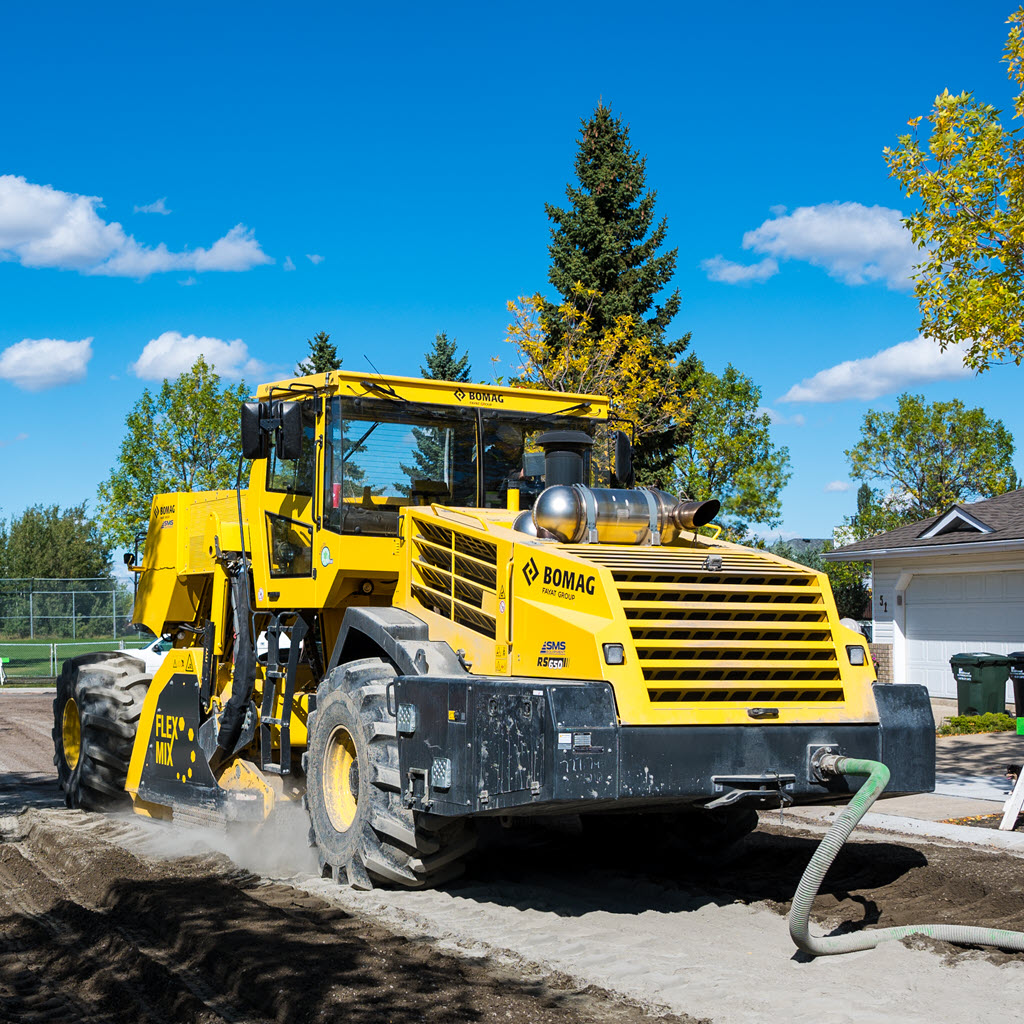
[241,402,265,459]
[277,401,303,460]
[123,552,135,567]
[611,430,634,489]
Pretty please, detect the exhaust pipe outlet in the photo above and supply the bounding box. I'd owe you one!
[672,499,720,531]
[533,485,720,545]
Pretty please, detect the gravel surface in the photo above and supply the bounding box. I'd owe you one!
[4,690,1024,1024]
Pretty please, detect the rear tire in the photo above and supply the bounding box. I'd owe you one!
[304,658,476,889]
[52,653,150,810]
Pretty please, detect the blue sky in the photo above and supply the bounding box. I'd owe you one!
[1,0,1020,542]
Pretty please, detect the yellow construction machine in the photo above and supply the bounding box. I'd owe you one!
[53,370,934,888]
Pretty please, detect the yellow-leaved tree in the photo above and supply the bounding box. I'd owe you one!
[884,7,1024,370]
[505,283,691,451]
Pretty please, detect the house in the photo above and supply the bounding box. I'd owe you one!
[823,489,1024,704]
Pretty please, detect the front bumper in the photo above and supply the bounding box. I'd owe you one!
[393,678,935,818]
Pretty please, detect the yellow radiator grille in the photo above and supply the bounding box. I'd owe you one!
[410,519,498,639]
[576,546,844,705]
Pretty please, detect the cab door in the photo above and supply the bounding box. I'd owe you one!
[250,397,321,611]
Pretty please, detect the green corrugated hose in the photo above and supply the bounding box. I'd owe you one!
[789,756,1024,956]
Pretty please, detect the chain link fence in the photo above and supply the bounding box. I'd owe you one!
[0,639,150,683]
[0,578,135,640]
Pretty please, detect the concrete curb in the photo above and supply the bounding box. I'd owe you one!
[785,806,1024,853]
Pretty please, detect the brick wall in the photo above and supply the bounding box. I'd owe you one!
[869,642,893,684]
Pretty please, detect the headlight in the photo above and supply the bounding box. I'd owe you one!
[603,643,625,665]
[846,645,866,666]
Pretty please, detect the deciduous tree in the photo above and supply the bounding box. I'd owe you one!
[845,392,1017,519]
[97,357,249,548]
[884,7,1024,370]
[507,283,689,444]
[0,504,110,580]
[671,363,790,540]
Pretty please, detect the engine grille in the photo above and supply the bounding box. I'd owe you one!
[576,546,844,706]
[409,518,498,639]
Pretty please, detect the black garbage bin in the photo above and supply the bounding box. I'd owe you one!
[949,652,1010,716]
[1007,652,1024,719]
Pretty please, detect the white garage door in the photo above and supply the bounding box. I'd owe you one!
[905,571,1024,701]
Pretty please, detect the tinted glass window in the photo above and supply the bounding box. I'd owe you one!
[322,397,477,536]
[266,401,317,495]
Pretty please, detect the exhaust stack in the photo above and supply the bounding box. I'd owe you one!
[532,485,720,545]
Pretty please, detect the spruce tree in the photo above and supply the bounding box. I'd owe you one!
[401,333,473,484]
[544,104,694,484]
[297,331,341,375]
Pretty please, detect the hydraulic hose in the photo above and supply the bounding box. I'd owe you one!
[789,756,1024,956]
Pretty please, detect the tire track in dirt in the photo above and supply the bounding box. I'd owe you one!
[0,809,694,1024]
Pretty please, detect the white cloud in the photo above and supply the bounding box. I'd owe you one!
[306,253,324,265]
[0,432,29,448]
[134,197,170,215]
[0,175,272,277]
[701,255,778,284]
[742,201,918,290]
[758,406,805,427]
[178,276,197,286]
[0,337,92,391]
[824,480,852,493]
[283,256,296,271]
[780,335,973,403]
[130,331,267,380]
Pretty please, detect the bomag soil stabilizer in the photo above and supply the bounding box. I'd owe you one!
[53,370,935,889]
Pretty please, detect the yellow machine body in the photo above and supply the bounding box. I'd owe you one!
[118,368,927,837]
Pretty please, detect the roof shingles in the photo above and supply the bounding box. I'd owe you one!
[829,489,1024,556]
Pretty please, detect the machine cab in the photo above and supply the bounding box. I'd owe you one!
[241,371,614,619]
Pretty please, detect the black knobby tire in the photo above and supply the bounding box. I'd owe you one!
[304,657,476,890]
[52,652,151,811]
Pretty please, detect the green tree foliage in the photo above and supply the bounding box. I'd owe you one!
[542,103,695,483]
[673,363,791,540]
[839,483,917,541]
[421,331,470,383]
[0,504,111,580]
[401,333,472,483]
[845,392,1017,520]
[297,330,341,375]
[884,8,1024,370]
[769,541,870,621]
[97,357,249,548]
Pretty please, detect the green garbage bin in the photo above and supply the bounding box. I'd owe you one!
[949,652,1011,716]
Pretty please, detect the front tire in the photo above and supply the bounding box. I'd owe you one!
[52,653,150,810]
[304,658,475,889]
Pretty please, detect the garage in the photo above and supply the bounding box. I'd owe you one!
[904,570,1024,700]
[824,490,1024,703]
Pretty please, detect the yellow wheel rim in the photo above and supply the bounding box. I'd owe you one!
[62,697,81,770]
[322,725,359,832]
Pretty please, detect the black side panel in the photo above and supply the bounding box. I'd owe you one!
[873,683,936,795]
[395,677,619,815]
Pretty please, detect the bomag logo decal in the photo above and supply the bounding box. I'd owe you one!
[542,565,596,601]
[522,557,539,585]
[453,387,504,404]
[156,504,175,516]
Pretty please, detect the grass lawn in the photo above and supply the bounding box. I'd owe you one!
[0,636,148,680]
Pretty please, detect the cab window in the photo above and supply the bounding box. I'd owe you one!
[322,397,477,536]
[266,401,318,496]
[480,413,597,509]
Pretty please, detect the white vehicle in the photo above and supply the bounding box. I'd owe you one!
[133,634,172,674]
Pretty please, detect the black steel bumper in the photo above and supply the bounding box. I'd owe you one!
[393,677,936,818]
